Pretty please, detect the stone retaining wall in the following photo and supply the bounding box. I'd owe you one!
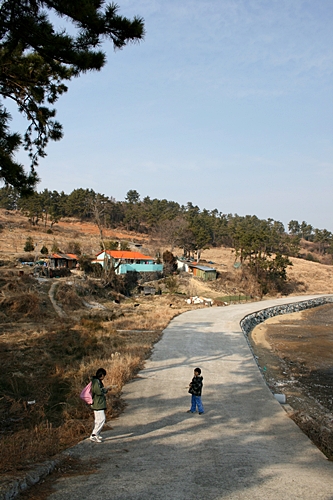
[240,296,333,337]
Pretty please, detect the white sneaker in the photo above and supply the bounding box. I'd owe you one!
[90,435,102,443]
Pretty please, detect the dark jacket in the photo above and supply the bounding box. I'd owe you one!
[188,375,203,396]
[91,377,107,410]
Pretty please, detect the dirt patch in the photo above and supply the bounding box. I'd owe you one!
[249,304,333,459]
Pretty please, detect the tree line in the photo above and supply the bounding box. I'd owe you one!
[1,186,332,258]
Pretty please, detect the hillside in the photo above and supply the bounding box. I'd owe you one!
[1,208,333,297]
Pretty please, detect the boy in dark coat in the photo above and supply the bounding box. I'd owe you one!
[187,367,204,414]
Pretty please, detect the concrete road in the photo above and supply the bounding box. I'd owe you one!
[49,296,333,500]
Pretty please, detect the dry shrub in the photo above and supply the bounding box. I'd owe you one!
[111,298,188,331]
[80,317,104,331]
[55,283,83,308]
[108,352,142,388]
[0,424,60,472]
[1,274,35,293]
[0,291,41,317]
[0,419,92,472]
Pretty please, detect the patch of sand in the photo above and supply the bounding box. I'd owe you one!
[251,310,305,349]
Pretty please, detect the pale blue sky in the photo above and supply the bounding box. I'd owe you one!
[11,1,333,230]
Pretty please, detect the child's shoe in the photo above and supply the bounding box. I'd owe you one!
[90,434,102,442]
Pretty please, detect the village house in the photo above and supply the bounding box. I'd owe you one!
[93,250,163,275]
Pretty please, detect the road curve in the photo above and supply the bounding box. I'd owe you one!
[49,296,333,500]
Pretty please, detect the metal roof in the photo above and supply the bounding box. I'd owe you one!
[190,265,216,272]
[96,250,155,260]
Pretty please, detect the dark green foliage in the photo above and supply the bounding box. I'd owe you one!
[40,245,48,255]
[24,236,34,252]
[248,253,292,295]
[0,185,19,209]
[314,228,332,255]
[126,190,140,204]
[65,188,96,219]
[0,1,144,192]
[288,220,300,235]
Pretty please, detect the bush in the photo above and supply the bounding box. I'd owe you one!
[164,275,178,293]
[67,241,82,255]
[0,292,42,318]
[51,241,61,253]
[163,250,177,275]
[102,240,118,251]
[55,283,83,309]
[24,236,34,252]
[40,245,49,255]
[79,256,103,277]
[305,252,320,263]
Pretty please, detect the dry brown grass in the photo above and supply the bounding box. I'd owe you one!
[199,247,333,297]
[0,208,148,260]
[55,282,84,308]
[287,257,333,294]
[0,285,193,472]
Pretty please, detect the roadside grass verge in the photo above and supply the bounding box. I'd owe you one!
[0,294,192,472]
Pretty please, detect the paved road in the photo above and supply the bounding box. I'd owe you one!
[49,296,333,500]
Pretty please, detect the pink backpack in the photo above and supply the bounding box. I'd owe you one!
[80,381,93,405]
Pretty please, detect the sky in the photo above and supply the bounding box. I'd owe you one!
[8,0,333,230]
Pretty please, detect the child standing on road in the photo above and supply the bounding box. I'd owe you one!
[187,367,204,414]
[90,367,110,442]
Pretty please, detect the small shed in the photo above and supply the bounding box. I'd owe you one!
[49,253,78,270]
[188,264,217,281]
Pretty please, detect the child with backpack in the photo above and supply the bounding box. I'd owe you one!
[90,367,110,442]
